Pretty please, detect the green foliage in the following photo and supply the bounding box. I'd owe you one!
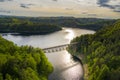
[68,20,120,80]
[28,17,116,31]
[0,18,62,35]
[0,17,116,35]
[0,36,53,80]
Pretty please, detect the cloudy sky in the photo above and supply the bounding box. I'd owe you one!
[0,0,120,18]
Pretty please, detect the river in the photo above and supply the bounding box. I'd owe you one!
[2,28,95,80]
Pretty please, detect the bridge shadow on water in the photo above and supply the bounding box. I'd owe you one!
[57,62,79,72]
[49,62,84,80]
[49,57,84,80]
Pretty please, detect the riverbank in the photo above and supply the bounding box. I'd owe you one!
[71,54,87,80]
[0,26,62,35]
[0,30,61,36]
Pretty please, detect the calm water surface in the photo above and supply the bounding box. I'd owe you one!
[2,28,95,80]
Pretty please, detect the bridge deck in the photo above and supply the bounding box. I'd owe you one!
[42,44,69,50]
[42,42,78,51]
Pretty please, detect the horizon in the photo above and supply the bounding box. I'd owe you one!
[0,14,117,19]
[0,0,120,19]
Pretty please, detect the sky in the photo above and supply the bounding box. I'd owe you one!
[0,0,120,19]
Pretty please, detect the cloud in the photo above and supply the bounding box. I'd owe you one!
[81,11,97,16]
[97,0,120,12]
[0,0,13,2]
[81,12,88,14]
[0,9,11,13]
[52,0,58,1]
[97,0,110,5]
[97,0,114,9]
[20,4,34,9]
[87,14,97,16]
[76,0,84,2]
[113,6,120,12]
[114,10,120,12]
[65,8,73,10]
[81,12,97,16]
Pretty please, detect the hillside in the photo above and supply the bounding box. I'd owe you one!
[0,18,62,35]
[0,36,53,80]
[28,17,116,31]
[0,17,116,32]
[68,20,120,80]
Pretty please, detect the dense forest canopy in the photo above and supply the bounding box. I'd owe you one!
[0,18,62,35]
[28,17,116,31]
[0,36,53,80]
[68,20,120,80]
[0,16,116,32]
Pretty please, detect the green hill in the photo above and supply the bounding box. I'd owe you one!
[68,20,120,80]
[0,36,53,80]
[0,18,62,35]
[0,17,116,34]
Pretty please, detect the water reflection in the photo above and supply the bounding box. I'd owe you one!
[65,29,75,42]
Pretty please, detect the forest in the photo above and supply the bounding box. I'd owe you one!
[0,18,62,35]
[68,20,120,80]
[0,36,53,80]
[21,17,116,31]
[16,17,117,31]
[0,16,116,32]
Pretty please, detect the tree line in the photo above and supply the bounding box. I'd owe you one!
[0,17,116,33]
[0,36,53,80]
[0,18,62,35]
[68,20,120,80]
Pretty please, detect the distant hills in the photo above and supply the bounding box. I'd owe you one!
[0,16,117,32]
[0,17,62,35]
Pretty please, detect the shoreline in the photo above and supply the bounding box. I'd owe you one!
[71,54,89,80]
[0,29,62,36]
